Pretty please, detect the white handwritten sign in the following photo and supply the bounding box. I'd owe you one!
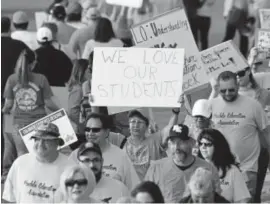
[19,109,77,152]
[35,12,49,30]
[200,40,248,77]
[259,9,270,29]
[91,47,184,107]
[130,8,208,93]
[255,29,270,62]
[106,0,143,8]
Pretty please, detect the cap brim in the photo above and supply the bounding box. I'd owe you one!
[168,135,190,141]
[31,135,64,146]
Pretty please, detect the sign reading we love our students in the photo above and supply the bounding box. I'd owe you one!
[90,47,185,107]
[255,29,270,62]
[130,8,208,93]
[259,9,270,29]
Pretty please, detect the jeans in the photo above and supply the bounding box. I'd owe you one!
[254,147,269,203]
[196,16,211,50]
[222,23,249,57]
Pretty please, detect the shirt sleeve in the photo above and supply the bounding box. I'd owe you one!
[41,75,54,99]
[2,160,17,202]
[144,161,157,182]
[3,77,14,100]
[253,100,268,131]
[223,0,234,17]
[232,166,251,202]
[82,40,93,60]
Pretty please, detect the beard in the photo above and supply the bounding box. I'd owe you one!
[93,169,102,183]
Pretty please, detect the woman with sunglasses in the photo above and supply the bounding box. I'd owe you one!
[197,128,251,203]
[58,165,99,203]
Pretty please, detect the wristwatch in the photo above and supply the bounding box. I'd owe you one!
[172,108,180,115]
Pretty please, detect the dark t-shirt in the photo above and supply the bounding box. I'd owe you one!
[4,73,53,121]
[180,193,230,203]
[34,45,72,86]
[1,36,30,96]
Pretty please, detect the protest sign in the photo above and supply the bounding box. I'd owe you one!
[200,40,248,78]
[108,107,136,115]
[35,11,49,30]
[106,0,143,8]
[130,8,208,93]
[19,109,77,152]
[255,29,270,62]
[259,9,270,29]
[91,47,184,107]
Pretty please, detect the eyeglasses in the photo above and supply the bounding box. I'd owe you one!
[84,127,102,133]
[198,141,213,147]
[79,158,102,163]
[219,88,236,94]
[236,69,247,77]
[65,179,88,187]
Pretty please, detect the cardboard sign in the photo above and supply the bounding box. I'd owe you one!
[130,8,208,93]
[106,0,143,8]
[108,107,136,115]
[91,47,185,107]
[255,29,270,62]
[200,40,248,77]
[35,12,49,30]
[259,9,270,29]
[19,109,77,152]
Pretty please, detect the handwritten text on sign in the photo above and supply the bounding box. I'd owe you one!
[200,40,248,77]
[19,109,77,152]
[131,8,208,92]
[256,29,270,61]
[259,9,270,29]
[91,47,184,107]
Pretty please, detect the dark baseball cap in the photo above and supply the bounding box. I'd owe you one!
[51,5,66,19]
[167,124,190,141]
[77,142,102,160]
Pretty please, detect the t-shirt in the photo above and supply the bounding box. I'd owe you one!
[55,21,76,45]
[91,177,129,203]
[69,142,140,190]
[82,38,124,59]
[4,73,53,120]
[210,95,268,172]
[123,132,166,180]
[11,30,39,50]
[2,153,74,203]
[254,72,270,90]
[1,36,30,96]
[68,22,97,57]
[220,165,251,202]
[144,157,221,203]
[34,45,72,87]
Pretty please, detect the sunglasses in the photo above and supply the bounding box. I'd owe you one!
[79,158,102,163]
[84,127,102,133]
[198,141,213,147]
[219,88,236,94]
[65,179,88,187]
[236,69,247,77]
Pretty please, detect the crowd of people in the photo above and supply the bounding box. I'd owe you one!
[1,0,270,203]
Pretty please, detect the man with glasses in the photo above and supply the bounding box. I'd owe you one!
[144,124,221,203]
[69,112,140,190]
[209,70,270,201]
[2,123,74,203]
[77,142,129,203]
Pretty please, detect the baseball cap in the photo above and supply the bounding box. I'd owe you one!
[167,124,190,141]
[128,108,149,125]
[192,99,211,118]
[51,5,66,19]
[85,7,101,20]
[37,27,53,43]
[77,142,102,159]
[12,11,28,24]
[66,2,82,15]
[31,122,64,146]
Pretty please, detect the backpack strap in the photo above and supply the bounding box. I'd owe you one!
[120,137,127,149]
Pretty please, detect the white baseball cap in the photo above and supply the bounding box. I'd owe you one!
[192,99,211,118]
[37,27,53,43]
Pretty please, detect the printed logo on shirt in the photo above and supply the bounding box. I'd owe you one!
[125,142,150,166]
[214,112,246,126]
[14,82,40,111]
[101,197,112,203]
[103,164,117,177]
[24,179,56,200]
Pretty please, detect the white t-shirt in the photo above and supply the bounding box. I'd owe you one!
[69,142,140,190]
[220,165,251,202]
[82,38,124,59]
[2,153,74,203]
[11,30,39,50]
[210,95,268,172]
[91,177,129,203]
